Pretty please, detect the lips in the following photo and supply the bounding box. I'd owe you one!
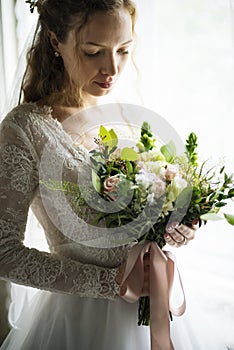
[94,81,114,89]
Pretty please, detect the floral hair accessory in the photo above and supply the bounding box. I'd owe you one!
[25,0,43,13]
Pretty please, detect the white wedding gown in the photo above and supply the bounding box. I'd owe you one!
[0,103,225,349]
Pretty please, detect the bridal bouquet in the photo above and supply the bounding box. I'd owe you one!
[88,122,234,234]
[88,122,234,325]
[42,122,234,326]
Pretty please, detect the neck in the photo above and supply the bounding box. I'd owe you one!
[82,92,99,108]
[37,92,100,122]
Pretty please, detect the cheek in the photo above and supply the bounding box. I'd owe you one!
[78,62,96,83]
[62,54,77,76]
[118,57,129,73]
[62,55,91,85]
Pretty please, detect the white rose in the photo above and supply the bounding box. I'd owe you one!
[167,176,188,202]
[135,171,156,189]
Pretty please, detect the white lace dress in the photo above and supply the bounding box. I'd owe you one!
[0,103,225,350]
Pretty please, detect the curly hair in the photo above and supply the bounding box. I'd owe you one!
[23,0,136,107]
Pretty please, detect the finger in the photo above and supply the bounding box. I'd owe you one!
[164,233,183,247]
[169,231,188,245]
[166,222,189,243]
[175,224,195,240]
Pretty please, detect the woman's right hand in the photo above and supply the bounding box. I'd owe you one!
[116,252,150,297]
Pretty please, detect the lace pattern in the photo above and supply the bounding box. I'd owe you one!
[0,103,132,299]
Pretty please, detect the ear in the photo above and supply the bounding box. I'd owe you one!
[48,30,60,52]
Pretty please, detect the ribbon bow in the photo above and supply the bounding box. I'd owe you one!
[120,241,186,350]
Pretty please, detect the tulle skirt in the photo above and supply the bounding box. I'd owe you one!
[0,288,226,350]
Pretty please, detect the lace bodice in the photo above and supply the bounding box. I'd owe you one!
[0,102,131,299]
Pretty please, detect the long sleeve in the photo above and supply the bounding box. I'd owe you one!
[0,106,121,299]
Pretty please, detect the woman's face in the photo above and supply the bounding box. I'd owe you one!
[58,8,133,101]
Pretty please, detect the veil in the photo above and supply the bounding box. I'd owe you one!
[1,0,234,346]
[0,3,49,328]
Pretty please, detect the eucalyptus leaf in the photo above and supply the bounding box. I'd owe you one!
[126,161,133,174]
[174,187,193,209]
[224,213,234,225]
[228,188,234,197]
[99,125,119,152]
[109,128,118,148]
[160,141,176,162]
[91,170,102,193]
[200,213,223,221]
[99,125,110,145]
[120,147,139,161]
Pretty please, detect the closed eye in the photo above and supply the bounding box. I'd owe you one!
[118,49,129,55]
[84,52,100,57]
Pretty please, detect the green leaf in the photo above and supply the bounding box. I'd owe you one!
[224,213,234,225]
[91,170,102,193]
[99,125,110,144]
[160,141,176,162]
[120,147,139,161]
[228,188,234,198]
[99,125,118,150]
[220,166,225,174]
[174,186,193,209]
[126,161,133,174]
[200,213,223,221]
[109,128,118,148]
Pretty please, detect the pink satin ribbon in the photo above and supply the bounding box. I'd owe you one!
[120,241,186,350]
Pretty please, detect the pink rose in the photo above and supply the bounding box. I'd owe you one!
[103,175,121,200]
[104,175,121,192]
[165,164,178,181]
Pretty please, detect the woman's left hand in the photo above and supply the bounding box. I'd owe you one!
[164,219,199,247]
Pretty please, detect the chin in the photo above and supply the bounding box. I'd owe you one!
[85,89,112,98]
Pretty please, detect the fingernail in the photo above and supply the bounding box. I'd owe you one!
[172,221,179,228]
[164,233,170,239]
[166,226,173,233]
[166,221,178,232]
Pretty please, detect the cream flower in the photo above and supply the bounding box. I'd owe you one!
[167,176,188,202]
[150,177,166,198]
[165,164,178,181]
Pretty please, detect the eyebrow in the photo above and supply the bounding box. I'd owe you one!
[81,39,133,47]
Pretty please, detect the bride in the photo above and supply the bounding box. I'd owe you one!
[0,1,225,349]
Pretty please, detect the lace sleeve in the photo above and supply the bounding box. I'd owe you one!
[0,113,120,299]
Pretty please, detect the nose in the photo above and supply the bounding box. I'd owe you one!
[101,53,118,77]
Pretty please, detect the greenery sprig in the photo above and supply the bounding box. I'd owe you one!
[185,132,198,167]
[136,121,157,152]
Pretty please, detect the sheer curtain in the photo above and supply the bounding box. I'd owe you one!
[0,0,234,347]
[133,0,234,347]
[0,1,19,343]
[0,0,38,118]
[133,0,234,346]
[0,0,17,115]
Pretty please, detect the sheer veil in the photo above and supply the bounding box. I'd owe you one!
[1,0,234,347]
[1,4,47,327]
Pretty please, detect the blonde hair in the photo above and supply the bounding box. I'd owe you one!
[22,0,136,107]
